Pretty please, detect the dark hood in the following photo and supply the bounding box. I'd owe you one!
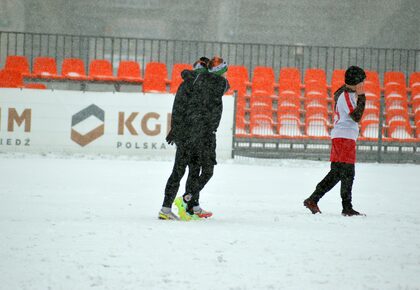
[181,69,199,81]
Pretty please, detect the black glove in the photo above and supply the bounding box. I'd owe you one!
[166,129,175,145]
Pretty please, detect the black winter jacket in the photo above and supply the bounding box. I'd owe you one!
[184,72,230,148]
[170,70,200,145]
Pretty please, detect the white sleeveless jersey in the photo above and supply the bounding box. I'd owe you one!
[331,90,359,140]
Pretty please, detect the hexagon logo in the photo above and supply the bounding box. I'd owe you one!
[71,104,105,147]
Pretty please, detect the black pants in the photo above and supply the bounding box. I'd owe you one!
[183,133,217,212]
[162,140,215,209]
[162,145,194,208]
[309,162,355,210]
[183,160,214,210]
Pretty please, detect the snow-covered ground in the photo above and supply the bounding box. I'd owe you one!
[0,153,419,290]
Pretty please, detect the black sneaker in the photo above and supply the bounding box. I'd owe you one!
[303,198,322,214]
[342,208,365,216]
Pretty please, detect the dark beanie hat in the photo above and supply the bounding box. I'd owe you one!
[193,59,208,73]
[199,56,210,65]
[345,66,366,85]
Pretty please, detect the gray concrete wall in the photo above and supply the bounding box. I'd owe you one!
[1,0,419,49]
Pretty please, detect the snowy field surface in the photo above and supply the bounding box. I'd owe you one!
[0,153,419,290]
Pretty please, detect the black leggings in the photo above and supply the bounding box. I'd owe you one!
[183,161,214,210]
[162,144,215,209]
[309,162,355,209]
[162,145,194,208]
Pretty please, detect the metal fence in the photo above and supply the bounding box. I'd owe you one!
[0,31,419,82]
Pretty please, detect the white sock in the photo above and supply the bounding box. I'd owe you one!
[161,207,171,214]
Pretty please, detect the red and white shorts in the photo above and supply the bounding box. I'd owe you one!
[330,138,356,164]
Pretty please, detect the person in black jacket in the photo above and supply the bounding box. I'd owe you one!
[158,57,209,220]
[174,56,230,219]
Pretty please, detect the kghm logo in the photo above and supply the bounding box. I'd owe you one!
[71,104,105,147]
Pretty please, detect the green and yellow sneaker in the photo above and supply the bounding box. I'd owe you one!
[174,197,200,221]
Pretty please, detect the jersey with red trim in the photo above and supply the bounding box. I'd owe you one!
[331,90,359,140]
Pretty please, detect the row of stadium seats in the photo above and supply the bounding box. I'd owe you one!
[1,55,419,96]
[235,98,419,141]
[0,55,190,93]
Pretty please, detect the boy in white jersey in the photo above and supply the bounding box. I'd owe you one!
[304,66,366,216]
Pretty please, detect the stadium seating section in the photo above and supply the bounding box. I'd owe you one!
[1,55,418,140]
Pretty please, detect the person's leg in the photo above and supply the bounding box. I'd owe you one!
[162,146,188,208]
[183,162,201,206]
[187,135,217,211]
[190,163,214,206]
[340,163,355,211]
[308,162,342,202]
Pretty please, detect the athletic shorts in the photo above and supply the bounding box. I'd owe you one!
[330,138,356,164]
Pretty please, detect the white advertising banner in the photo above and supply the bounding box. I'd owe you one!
[0,89,234,160]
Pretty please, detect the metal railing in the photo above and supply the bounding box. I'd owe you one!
[1,31,419,82]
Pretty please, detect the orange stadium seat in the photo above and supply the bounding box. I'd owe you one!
[361,107,380,122]
[250,115,276,137]
[278,105,300,119]
[32,57,62,80]
[142,62,168,93]
[235,98,249,136]
[304,82,328,105]
[89,59,116,81]
[384,71,406,88]
[364,83,381,98]
[4,55,30,76]
[413,104,420,121]
[278,94,300,112]
[360,120,380,139]
[253,66,275,82]
[305,104,329,121]
[250,103,276,137]
[412,87,420,112]
[415,107,420,119]
[278,79,300,99]
[412,86,420,102]
[278,118,302,137]
[409,72,420,89]
[331,69,345,94]
[279,67,301,84]
[305,118,329,138]
[250,95,273,111]
[117,61,143,83]
[364,83,381,110]
[226,65,249,97]
[304,68,327,86]
[62,58,89,80]
[384,85,407,102]
[305,102,329,138]
[277,106,302,137]
[364,71,380,88]
[387,120,413,140]
[169,63,192,94]
[386,107,409,126]
[0,70,24,88]
[385,98,408,110]
[251,78,275,97]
